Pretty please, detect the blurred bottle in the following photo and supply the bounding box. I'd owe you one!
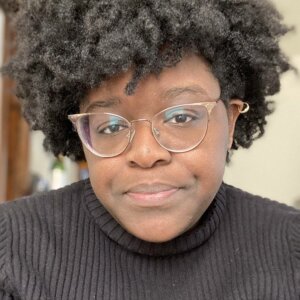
[78,161,89,180]
[50,156,67,190]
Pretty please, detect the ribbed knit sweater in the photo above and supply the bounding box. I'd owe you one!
[0,179,299,299]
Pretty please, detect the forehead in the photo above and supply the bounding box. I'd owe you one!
[82,53,221,113]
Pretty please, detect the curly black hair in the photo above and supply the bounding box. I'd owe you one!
[0,0,291,161]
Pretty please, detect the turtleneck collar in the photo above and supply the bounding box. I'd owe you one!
[82,179,227,257]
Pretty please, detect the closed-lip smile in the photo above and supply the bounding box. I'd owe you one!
[125,183,182,206]
[126,183,179,194]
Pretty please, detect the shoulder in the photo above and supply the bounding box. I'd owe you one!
[223,182,299,217]
[0,181,85,234]
[223,183,300,240]
[220,184,300,295]
[0,179,87,256]
[0,180,87,297]
[223,183,300,266]
[0,180,87,243]
[0,179,86,218]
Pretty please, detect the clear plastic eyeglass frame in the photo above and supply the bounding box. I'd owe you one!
[68,99,248,158]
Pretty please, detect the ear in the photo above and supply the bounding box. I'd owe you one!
[226,99,247,150]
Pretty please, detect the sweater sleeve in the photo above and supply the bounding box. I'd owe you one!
[289,213,300,294]
[0,289,14,300]
[0,206,17,299]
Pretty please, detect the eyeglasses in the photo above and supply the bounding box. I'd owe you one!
[68,100,220,158]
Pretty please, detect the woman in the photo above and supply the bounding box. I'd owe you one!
[0,0,299,299]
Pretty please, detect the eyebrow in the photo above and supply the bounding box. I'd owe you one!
[162,85,209,100]
[83,85,209,112]
[83,97,121,113]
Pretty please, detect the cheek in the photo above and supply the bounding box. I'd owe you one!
[206,107,230,163]
[204,123,228,167]
[84,150,118,198]
[183,114,229,186]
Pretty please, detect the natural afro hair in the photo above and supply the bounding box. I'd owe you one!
[0,0,18,15]
[1,0,291,161]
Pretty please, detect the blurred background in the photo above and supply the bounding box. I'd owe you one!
[224,0,300,207]
[0,0,299,206]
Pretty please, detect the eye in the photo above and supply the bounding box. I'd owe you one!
[97,124,128,134]
[163,108,198,126]
[168,114,195,124]
[97,122,129,135]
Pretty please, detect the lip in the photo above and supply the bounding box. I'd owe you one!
[125,183,181,207]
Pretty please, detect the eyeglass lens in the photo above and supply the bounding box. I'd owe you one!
[76,104,209,157]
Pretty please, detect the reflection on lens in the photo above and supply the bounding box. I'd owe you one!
[74,103,213,157]
[153,105,208,152]
[78,113,131,157]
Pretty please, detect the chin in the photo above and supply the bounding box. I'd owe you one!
[128,225,186,243]
[137,234,176,243]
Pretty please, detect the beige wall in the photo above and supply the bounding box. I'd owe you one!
[272,0,300,57]
[224,56,300,206]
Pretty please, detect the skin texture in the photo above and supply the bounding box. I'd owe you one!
[83,53,242,243]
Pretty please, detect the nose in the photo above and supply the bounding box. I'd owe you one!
[125,121,172,168]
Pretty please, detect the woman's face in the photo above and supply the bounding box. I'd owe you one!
[82,53,241,242]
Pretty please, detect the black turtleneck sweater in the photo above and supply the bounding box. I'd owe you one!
[0,180,299,299]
